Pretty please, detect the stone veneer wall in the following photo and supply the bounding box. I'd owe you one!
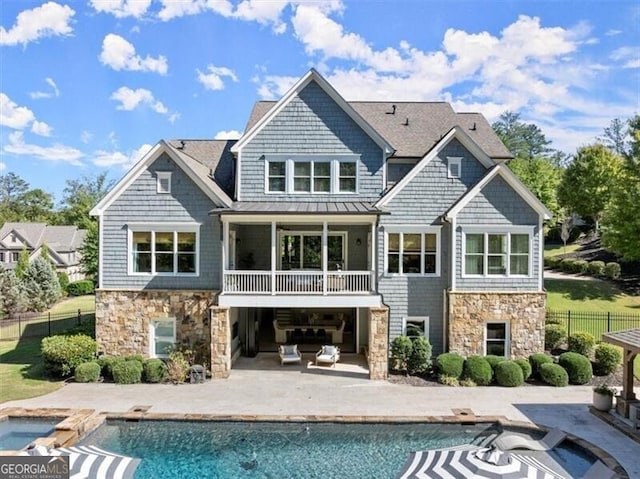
[210,306,230,379]
[448,291,546,358]
[95,290,215,357]
[368,306,389,380]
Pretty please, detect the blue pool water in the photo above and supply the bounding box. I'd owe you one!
[80,421,596,478]
[0,418,59,451]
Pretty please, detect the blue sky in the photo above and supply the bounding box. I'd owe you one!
[1,0,638,204]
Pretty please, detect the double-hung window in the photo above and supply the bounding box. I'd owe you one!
[463,228,532,276]
[129,224,199,276]
[386,228,440,276]
[266,156,358,194]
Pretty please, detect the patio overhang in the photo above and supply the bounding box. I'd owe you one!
[602,328,640,415]
[217,293,383,308]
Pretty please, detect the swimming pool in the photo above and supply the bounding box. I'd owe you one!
[0,417,60,451]
[80,420,597,478]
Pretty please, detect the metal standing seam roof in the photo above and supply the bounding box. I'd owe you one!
[602,329,640,353]
[210,201,386,215]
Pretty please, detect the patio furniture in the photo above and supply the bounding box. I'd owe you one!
[493,427,566,451]
[273,320,287,343]
[331,320,345,343]
[581,460,617,479]
[279,344,302,366]
[315,345,340,367]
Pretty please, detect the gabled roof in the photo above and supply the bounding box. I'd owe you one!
[375,126,496,208]
[0,222,46,248]
[244,101,513,160]
[444,163,553,220]
[0,223,87,261]
[90,140,233,216]
[231,69,394,156]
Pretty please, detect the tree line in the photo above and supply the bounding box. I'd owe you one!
[492,113,640,261]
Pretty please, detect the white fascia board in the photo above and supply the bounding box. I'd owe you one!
[231,69,394,156]
[89,142,166,216]
[218,294,383,308]
[444,166,501,220]
[498,166,553,220]
[219,214,377,224]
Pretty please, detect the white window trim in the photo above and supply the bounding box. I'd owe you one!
[384,226,441,277]
[484,321,510,358]
[447,157,462,179]
[461,226,533,278]
[157,172,172,194]
[402,316,429,339]
[150,317,176,359]
[264,156,359,195]
[127,223,200,277]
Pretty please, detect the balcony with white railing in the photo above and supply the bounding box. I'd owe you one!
[222,270,374,295]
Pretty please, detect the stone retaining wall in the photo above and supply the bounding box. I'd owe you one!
[448,291,546,358]
[95,290,216,357]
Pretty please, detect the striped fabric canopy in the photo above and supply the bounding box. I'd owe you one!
[396,446,565,479]
[26,444,140,479]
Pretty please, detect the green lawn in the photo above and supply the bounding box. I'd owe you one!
[0,338,63,403]
[545,279,640,313]
[49,295,96,315]
[544,243,581,258]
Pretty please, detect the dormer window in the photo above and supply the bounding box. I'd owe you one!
[157,172,172,194]
[447,157,462,179]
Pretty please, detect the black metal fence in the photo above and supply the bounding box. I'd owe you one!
[546,309,640,339]
[0,309,95,341]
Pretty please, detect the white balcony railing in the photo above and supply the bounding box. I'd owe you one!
[222,270,374,295]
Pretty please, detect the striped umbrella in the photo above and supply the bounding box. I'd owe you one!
[26,444,140,479]
[396,446,565,479]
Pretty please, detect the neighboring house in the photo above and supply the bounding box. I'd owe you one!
[0,222,88,282]
[90,69,551,380]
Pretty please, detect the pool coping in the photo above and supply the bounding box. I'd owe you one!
[0,407,629,478]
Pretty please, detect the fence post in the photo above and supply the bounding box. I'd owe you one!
[567,310,571,338]
[48,312,51,337]
[607,312,611,333]
[78,309,81,325]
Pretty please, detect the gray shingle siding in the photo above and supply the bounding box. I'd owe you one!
[455,176,541,290]
[240,81,384,202]
[101,153,220,290]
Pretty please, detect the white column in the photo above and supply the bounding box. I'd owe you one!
[221,219,228,292]
[370,221,376,291]
[271,221,276,295]
[322,221,328,295]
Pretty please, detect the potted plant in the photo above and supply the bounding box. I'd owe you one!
[593,384,616,411]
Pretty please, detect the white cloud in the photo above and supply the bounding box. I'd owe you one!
[31,120,52,137]
[234,0,290,34]
[214,129,242,140]
[3,131,83,166]
[0,162,6,172]
[100,34,168,74]
[157,0,233,21]
[30,78,60,99]
[0,94,36,129]
[196,65,238,90]
[81,131,93,144]
[92,143,152,168]
[168,112,181,124]
[89,0,152,19]
[610,46,640,68]
[0,2,75,46]
[110,87,168,114]
[605,29,623,36]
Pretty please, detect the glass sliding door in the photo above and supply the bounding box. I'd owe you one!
[279,232,344,270]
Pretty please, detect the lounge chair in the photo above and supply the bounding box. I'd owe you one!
[493,427,566,451]
[581,460,617,479]
[279,344,302,366]
[315,345,340,367]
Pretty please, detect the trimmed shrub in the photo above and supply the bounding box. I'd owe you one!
[495,360,524,387]
[560,258,577,273]
[568,331,595,357]
[573,260,589,274]
[529,353,554,380]
[484,355,504,370]
[74,361,101,382]
[125,354,145,368]
[539,363,569,387]
[67,280,95,296]
[588,261,605,277]
[166,350,190,384]
[463,355,493,386]
[515,359,532,381]
[390,336,413,373]
[558,352,592,384]
[435,353,465,379]
[594,343,622,376]
[545,316,562,325]
[143,358,167,383]
[98,355,122,381]
[545,323,567,350]
[605,262,621,279]
[57,272,70,294]
[112,359,143,384]
[408,337,432,375]
[41,334,97,377]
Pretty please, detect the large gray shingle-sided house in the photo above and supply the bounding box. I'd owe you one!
[0,222,87,282]
[90,70,551,380]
